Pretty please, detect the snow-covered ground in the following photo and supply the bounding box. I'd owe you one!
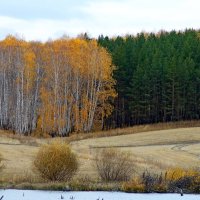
[0,190,198,200]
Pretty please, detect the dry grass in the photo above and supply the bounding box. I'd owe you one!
[65,120,200,142]
[0,143,38,180]
[0,129,52,146]
[0,170,40,185]
[0,121,200,185]
[71,127,200,177]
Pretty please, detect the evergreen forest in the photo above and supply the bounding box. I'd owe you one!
[98,29,200,129]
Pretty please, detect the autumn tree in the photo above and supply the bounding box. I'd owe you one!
[0,36,115,136]
[0,36,41,135]
[38,39,116,136]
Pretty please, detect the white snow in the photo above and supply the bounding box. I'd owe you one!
[0,190,198,200]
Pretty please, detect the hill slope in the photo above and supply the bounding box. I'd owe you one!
[0,127,200,182]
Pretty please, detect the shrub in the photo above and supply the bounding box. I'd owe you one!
[166,168,200,192]
[123,168,200,193]
[33,142,78,181]
[166,168,198,181]
[193,174,200,193]
[95,148,134,182]
[123,171,168,193]
[141,171,166,192]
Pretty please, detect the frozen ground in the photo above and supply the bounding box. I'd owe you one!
[0,190,199,200]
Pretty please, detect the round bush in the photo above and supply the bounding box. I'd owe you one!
[34,142,78,181]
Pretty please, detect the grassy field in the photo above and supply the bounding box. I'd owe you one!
[72,127,200,178]
[0,122,200,186]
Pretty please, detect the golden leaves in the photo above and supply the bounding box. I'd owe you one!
[0,36,116,135]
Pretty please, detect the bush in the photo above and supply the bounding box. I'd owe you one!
[123,171,168,193]
[33,142,78,181]
[123,168,200,193]
[166,168,198,181]
[141,171,166,192]
[95,148,134,182]
[166,168,200,192]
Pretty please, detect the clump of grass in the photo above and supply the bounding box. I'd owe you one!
[69,175,93,191]
[33,142,78,182]
[12,182,68,191]
[12,171,39,184]
[0,153,4,173]
[0,170,41,187]
[69,175,121,191]
[122,177,146,193]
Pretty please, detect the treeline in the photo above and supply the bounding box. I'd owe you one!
[98,29,200,128]
[0,36,115,136]
[1,30,200,135]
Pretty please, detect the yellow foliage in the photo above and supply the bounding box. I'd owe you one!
[24,51,36,67]
[0,36,116,135]
[2,35,26,47]
[165,167,199,181]
[38,38,116,135]
[34,142,78,181]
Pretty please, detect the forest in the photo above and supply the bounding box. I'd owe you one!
[1,29,200,136]
[98,29,200,129]
[0,36,115,136]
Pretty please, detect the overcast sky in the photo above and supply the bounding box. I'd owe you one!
[0,0,199,41]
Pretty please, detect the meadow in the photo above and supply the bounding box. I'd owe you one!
[0,121,199,189]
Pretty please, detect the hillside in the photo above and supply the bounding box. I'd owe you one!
[0,126,200,183]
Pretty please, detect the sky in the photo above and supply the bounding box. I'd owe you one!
[0,0,200,41]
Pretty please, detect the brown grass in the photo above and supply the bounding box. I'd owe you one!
[0,121,200,187]
[71,126,200,177]
[65,120,200,142]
